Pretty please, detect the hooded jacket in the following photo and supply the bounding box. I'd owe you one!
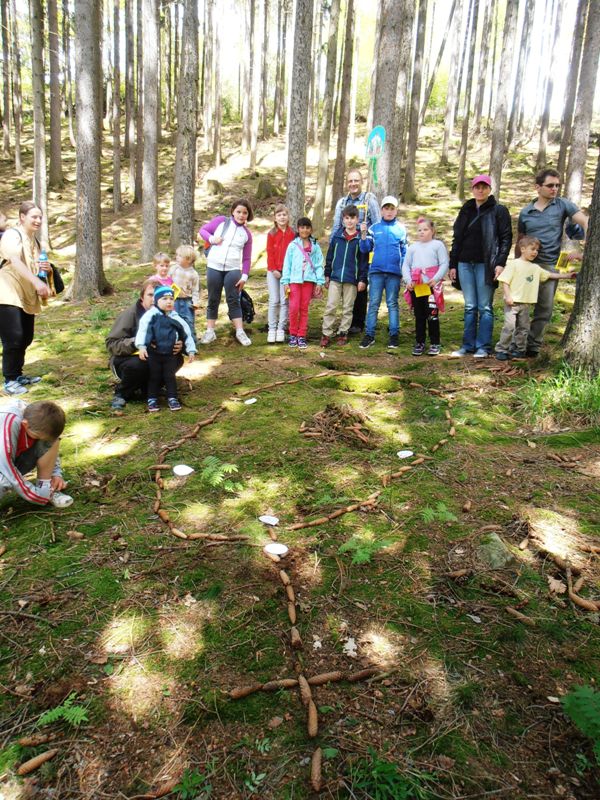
[325,231,369,285]
[449,195,513,286]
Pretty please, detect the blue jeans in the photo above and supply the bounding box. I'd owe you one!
[174,297,196,342]
[365,273,401,337]
[458,262,494,352]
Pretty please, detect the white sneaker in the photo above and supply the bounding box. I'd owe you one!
[4,380,28,395]
[275,329,286,343]
[267,330,277,344]
[200,329,217,345]
[236,329,252,346]
[50,491,74,508]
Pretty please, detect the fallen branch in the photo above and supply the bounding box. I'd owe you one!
[505,606,535,626]
[566,561,600,612]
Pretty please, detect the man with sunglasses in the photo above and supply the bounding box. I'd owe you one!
[517,168,588,356]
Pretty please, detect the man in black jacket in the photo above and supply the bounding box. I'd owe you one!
[448,175,513,357]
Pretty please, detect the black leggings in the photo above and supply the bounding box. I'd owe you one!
[147,352,179,399]
[0,305,35,381]
[411,293,440,345]
[206,268,242,321]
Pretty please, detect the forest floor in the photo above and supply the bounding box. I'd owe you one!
[0,124,599,800]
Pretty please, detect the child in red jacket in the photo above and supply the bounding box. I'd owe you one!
[266,204,295,343]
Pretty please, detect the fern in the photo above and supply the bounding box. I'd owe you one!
[38,693,89,728]
[200,456,243,493]
[338,536,390,565]
[421,502,458,524]
[562,685,600,764]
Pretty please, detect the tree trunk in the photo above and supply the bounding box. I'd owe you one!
[456,0,479,200]
[165,0,172,129]
[418,0,457,128]
[332,29,345,132]
[61,0,76,148]
[440,0,463,164]
[134,0,143,203]
[472,0,491,135]
[9,0,21,172]
[141,0,159,260]
[536,0,563,171]
[563,149,600,375]
[557,0,589,183]
[104,0,113,131]
[113,0,122,211]
[367,0,382,131]
[388,0,414,197]
[47,0,63,185]
[331,0,355,212]
[312,0,341,235]
[124,0,134,159]
[249,0,261,169]
[261,0,269,139]
[73,0,110,299]
[1,0,10,157]
[507,0,535,144]
[273,0,283,135]
[348,18,358,150]
[403,0,427,203]
[488,0,518,197]
[212,13,222,168]
[454,0,473,127]
[566,2,600,204]
[307,0,321,147]
[203,0,214,151]
[29,0,49,247]
[170,0,198,249]
[486,0,499,125]
[278,0,288,130]
[242,0,251,151]
[285,0,314,225]
[173,0,179,104]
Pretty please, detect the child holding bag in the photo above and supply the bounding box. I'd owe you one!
[281,218,325,350]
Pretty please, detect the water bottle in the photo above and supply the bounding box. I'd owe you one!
[37,249,49,281]
[428,290,438,317]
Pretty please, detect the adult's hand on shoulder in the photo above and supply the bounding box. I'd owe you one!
[449,269,457,282]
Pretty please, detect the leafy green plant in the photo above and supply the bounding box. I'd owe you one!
[420,502,458,524]
[37,694,89,728]
[561,685,600,764]
[518,362,600,428]
[254,736,271,755]
[200,456,243,494]
[174,766,213,799]
[338,535,390,565]
[243,770,266,795]
[346,748,437,800]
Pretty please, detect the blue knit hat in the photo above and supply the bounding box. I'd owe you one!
[154,284,175,305]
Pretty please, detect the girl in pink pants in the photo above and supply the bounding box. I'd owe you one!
[281,217,325,349]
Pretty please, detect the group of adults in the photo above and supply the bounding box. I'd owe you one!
[0,166,587,404]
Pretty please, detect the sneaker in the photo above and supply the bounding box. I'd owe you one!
[349,325,362,335]
[320,335,331,348]
[275,329,286,343]
[288,335,298,348]
[387,334,399,348]
[451,347,472,357]
[495,352,510,361]
[428,344,441,356]
[147,398,160,413]
[412,342,425,356]
[359,334,375,349]
[3,380,27,395]
[473,349,489,358]
[297,337,308,349]
[267,330,277,344]
[337,333,348,346]
[16,375,42,386]
[167,397,182,411]
[235,329,252,346]
[510,350,526,359]
[111,395,126,410]
[200,328,217,345]
[50,491,74,509]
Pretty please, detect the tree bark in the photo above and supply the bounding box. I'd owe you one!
[62,0,76,148]
[403,0,427,203]
[1,0,10,157]
[242,0,251,151]
[277,0,289,130]
[124,0,134,159]
[454,0,473,127]
[366,0,383,131]
[203,0,214,151]
[566,1,600,204]
[170,0,198,249]
[285,0,314,225]
[418,0,457,128]
[563,149,600,375]
[557,0,588,183]
[73,0,110,298]
[104,0,113,131]
[536,0,564,171]
[47,0,63,185]
[488,0,518,197]
[440,0,464,164]
[486,0,499,125]
[472,0,491,135]
[249,0,262,168]
[29,0,49,247]
[307,0,321,147]
[141,0,159,260]
[507,0,535,144]
[164,0,172,129]
[456,0,479,200]
[388,0,414,197]
[273,0,283,135]
[212,13,222,168]
[331,0,355,212]
[113,0,122,211]
[9,0,21,172]
[261,0,269,139]
[312,0,341,235]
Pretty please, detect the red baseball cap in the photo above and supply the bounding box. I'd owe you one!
[471,174,492,187]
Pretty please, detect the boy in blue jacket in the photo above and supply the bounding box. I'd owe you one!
[321,206,369,347]
[359,196,408,349]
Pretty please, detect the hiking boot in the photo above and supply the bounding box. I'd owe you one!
[168,397,182,411]
[320,335,331,348]
[288,335,298,348]
[510,350,526,359]
[495,351,510,361]
[337,333,348,346]
[412,342,425,356]
[235,329,252,346]
[428,344,441,356]
[297,337,308,349]
[387,334,399,348]
[147,398,160,412]
[359,334,375,349]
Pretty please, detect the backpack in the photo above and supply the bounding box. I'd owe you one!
[239,289,255,324]
[202,217,232,255]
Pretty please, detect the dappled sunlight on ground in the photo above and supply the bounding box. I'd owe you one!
[158,597,215,660]
[110,658,176,721]
[81,434,140,460]
[521,505,583,562]
[179,356,222,381]
[359,625,407,669]
[101,612,153,655]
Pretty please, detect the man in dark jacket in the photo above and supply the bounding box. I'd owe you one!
[105,279,183,410]
[448,175,512,357]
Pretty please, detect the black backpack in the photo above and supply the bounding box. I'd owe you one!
[239,289,255,324]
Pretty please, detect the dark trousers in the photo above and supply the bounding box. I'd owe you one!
[147,352,179,400]
[350,288,368,331]
[206,267,242,320]
[411,293,440,345]
[0,305,35,381]
[112,355,150,400]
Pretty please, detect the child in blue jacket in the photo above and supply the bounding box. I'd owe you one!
[359,196,408,349]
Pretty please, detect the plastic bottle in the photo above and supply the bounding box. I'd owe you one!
[37,249,49,282]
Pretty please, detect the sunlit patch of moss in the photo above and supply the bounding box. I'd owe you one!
[101,612,153,655]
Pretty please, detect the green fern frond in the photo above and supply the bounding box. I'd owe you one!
[38,693,89,728]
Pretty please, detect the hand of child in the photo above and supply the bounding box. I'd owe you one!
[428,279,437,288]
[567,252,582,262]
[324,277,330,288]
[313,285,323,299]
[188,353,196,363]
[50,475,67,491]
[407,282,414,291]
[505,296,514,306]
[284,285,290,298]
[360,222,368,237]
[138,347,148,361]
[494,265,504,279]
[272,270,282,279]
[449,269,457,282]
[357,281,366,292]
[568,271,578,279]
[212,236,224,245]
